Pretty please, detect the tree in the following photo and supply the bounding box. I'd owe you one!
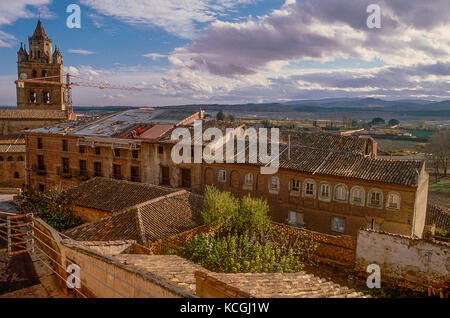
[216,110,225,121]
[426,130,450,180]
[371,117,385,126]
[419,120,426,129]
[388,119,400,127]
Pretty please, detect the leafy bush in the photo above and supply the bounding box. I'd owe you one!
[201,186,270,234]
[178,232,304,273]
[19,190,83,232]
[176,187,317,273]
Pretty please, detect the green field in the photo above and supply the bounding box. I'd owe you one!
[429,181,450,193]
[407,130,434,138]
[375,139,423,152]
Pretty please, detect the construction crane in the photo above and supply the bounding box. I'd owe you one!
[17,74,142,119]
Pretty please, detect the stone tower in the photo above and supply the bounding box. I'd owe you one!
[16,20,65,111]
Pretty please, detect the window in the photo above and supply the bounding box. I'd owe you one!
[331,217,346,233]
[79,160,87,176]
[43,92,50,104]
[161,166,170,185]
[29,91,36,103]
[94,162,102,177]
[288,211,304,228]
[218,170,226,182]
[350,187,365,206]
[17,156,23,162]
[290,179,300,193]
[368,189,383,208]
[158,145,164,154]
[62,158,69,174]
[62,140,68,152]
[37,155,45,170]
[0,157,3,161]
[79,146,86,154]
[130,166,140,182]
[37,138,43,149]
[181,168,191,188]
[304,180,315,197]
[387,192,400,210]
[42,70,48,77]
[269,176,279,191]
[244,173,253,186]
[14,172,19,179]
[39,184,45,193]
[113,164,121,180]
[7,156,13,162]
[32,70,37,78]
[132,150,139,159]
[319,182,331,201]
[95,147,101,155]
[114,149,120,157]
[334,184,348,202]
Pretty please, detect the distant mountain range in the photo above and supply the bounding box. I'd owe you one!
[1,98,449,114]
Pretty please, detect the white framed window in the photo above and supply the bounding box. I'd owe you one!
[350,186,365,206]
[244,173,253,186]
[387,192,400,210]
[303,179,316,197]
[331,216,346,233]
[368,189,383,208]
[218,170,226,182]
[290,179,300,193]
[319,182,331,201]
[288,211,304,228]
[334,184,348,202]
[269,176,279,191]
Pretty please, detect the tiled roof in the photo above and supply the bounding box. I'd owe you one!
[0,144,26,153]
[196,271,369,298]
[30,20,49,40]
[426,204,450,232]
[0,109,66,120]
[230,142,423,187]
[65,190,204,245]
[66,177,179,213]
[110,254,367,297]
[280,131,370,155]
[0,135,25,145]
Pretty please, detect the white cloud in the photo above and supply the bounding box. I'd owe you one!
[79,0,261,39]
[143,53,167,61]
[68,49,96,55]
[0,0,53,47]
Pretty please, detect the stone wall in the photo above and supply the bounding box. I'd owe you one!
[355,229,450,290]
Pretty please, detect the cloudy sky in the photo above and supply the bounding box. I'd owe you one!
[0,0,449,106]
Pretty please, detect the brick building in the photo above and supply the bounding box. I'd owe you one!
[24,110,429,238]
[0,20,71,188]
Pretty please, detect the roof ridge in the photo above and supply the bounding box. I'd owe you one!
[127,189,187,212]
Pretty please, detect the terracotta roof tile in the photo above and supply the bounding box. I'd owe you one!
[65,190,204,245]
[66,177,179,213]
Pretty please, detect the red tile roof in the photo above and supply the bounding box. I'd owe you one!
[30,20,49,40]
[66,177,179,213]
[65,190,204,245]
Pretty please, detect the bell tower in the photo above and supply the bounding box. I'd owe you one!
[16,20,65,111]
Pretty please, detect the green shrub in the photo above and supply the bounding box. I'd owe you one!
[19,190,83,232]
[201,186,271,235]
[178,232,304,273]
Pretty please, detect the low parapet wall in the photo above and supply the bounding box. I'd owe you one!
[356,229,450,291]
[61,240,196,298]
